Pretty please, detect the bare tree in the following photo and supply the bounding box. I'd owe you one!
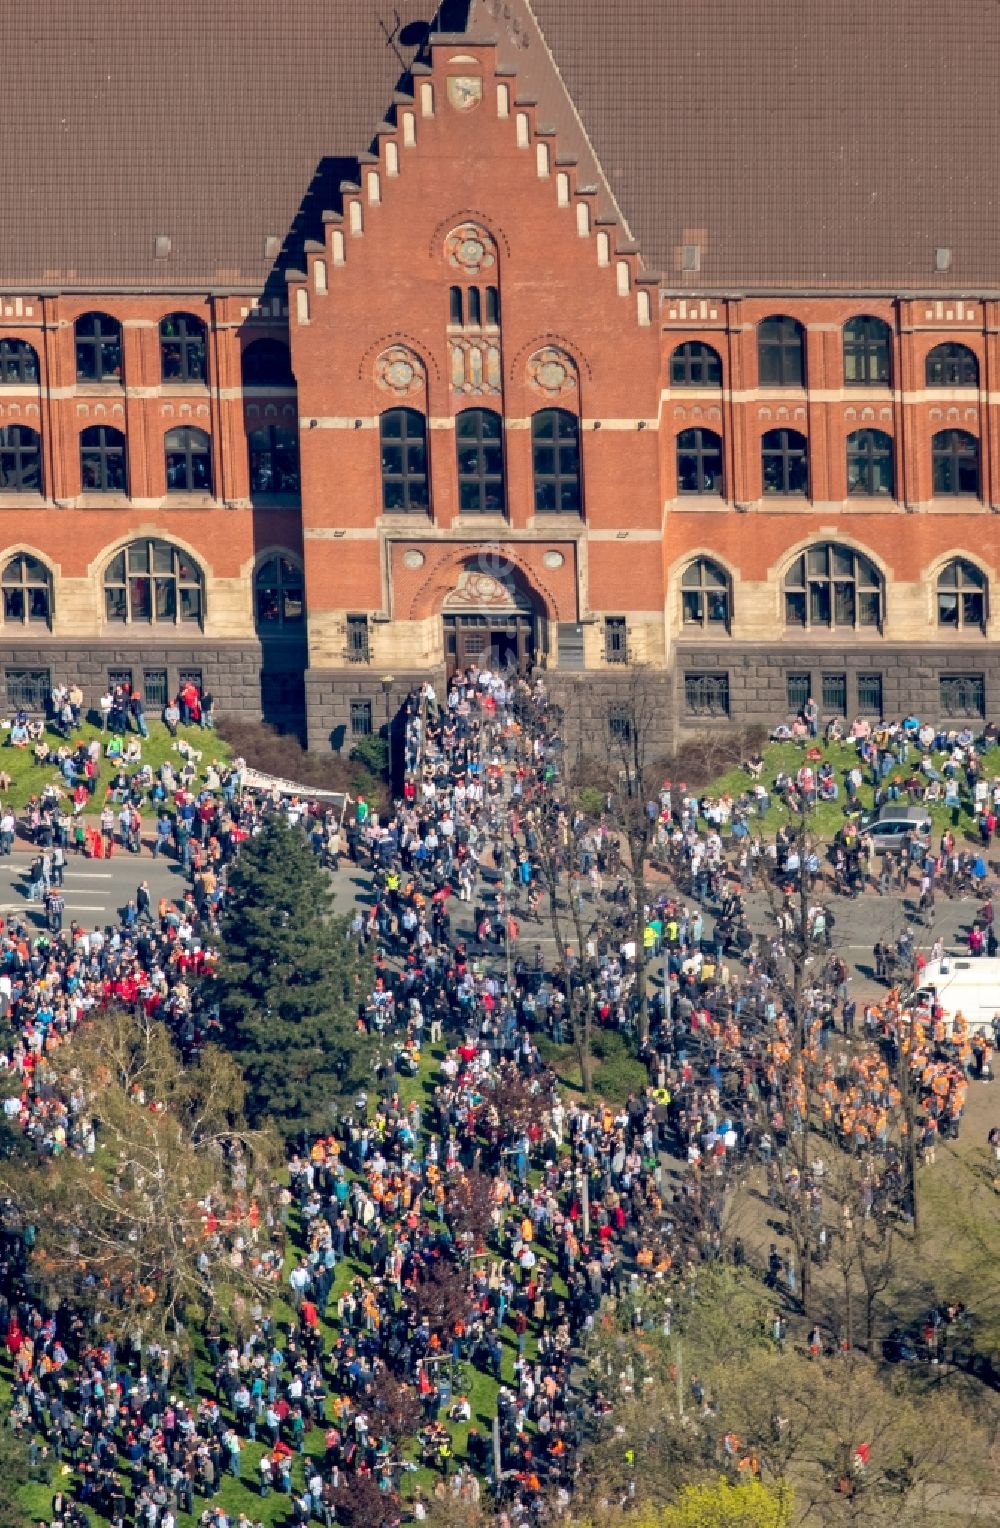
[404,1255,472,1340]
[1,1008,281,1342]
[444,1165,498,1256]
[603,664,665,1045]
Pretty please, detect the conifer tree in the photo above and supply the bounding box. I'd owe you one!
[214,815,369,1137]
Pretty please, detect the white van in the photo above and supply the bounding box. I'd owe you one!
[915,957,1000,1034]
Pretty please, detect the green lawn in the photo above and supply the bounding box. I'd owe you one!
[1,716,232,815]
[7,1043,553,1525]
[701,737,988,844]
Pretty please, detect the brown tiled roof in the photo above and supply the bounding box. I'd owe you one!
[2,0,433,291]
[479,0,1000,293]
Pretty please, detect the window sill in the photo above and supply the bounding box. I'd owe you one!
[161,494,218,508]
[75,381,124,394]
[453,513,509,526]
[101,624,204,636]
[671,496,729,511]
[160,382,210,396]
[0,495,48,510]
[782,628,886,641]
[76,495,131,509]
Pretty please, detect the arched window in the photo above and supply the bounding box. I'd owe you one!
[762,428,809,496]
[0,425,42,493]
[241,338,294,387]
[757,316,805,386]
[532,409,581,512]
[843,316,892,386]
[160,313,207,383]
[380,409,429,512]
[926,343,979,387]
[104,539,203,625]
[164,426,212,493]
[676,428,724,495]
[456,409,505,513]
[75,312,122,382]
[669,341,721,387]
[255,554,305,629]
[932,429,980,496]
[784,543,882,630]
[937,559,987,633]
[846,429,894,497]
[0,339,39,384]
[248,426,299,495]
[681,558,731,631]
[2,554,50,626]
[80,426,127,493]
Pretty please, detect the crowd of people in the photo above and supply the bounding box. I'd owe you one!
[0,668,993,1528]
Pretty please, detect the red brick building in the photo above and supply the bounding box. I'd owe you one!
[3,0,999,749]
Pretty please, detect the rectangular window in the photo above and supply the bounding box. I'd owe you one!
[178,668,203,694]
[939,673,986,719]
[786,672,810,712]
[346,614,370,663]
[821,672,847,714]
[684,672,730,717]
[608,704,633,744]
[5,668,50,712]
[107,668,133,693]
[142,669,169,709]
[856,672,883,717]
[604,616,628,664]
[350,699,373,738]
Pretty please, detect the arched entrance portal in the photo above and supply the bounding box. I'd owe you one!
[441,567,537,676]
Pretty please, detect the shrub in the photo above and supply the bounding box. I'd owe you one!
[216,717,390,813]
[349,731,390,779]
[577,785,606,816]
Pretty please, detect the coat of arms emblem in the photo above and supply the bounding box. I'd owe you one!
[447,75,483,111]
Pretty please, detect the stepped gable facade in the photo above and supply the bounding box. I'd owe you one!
[1,0,999,746]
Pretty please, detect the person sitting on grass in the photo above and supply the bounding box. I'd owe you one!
[9,716,29,748]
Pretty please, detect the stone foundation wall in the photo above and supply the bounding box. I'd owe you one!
[305,667,443,762]
[672,643,1000,733]
[545,670,675,769]
[0,641,272,721]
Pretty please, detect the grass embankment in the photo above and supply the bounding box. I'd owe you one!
[0,718,232,816]
[698,738,989,843]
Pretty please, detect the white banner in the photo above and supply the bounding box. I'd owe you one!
[239,767,351,809]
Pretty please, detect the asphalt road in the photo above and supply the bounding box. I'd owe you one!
[0,853,188,930]
[325,856,989,1001]
[0,842,982,1003]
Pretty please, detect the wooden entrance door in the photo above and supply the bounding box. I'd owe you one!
[444,613,535,676]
